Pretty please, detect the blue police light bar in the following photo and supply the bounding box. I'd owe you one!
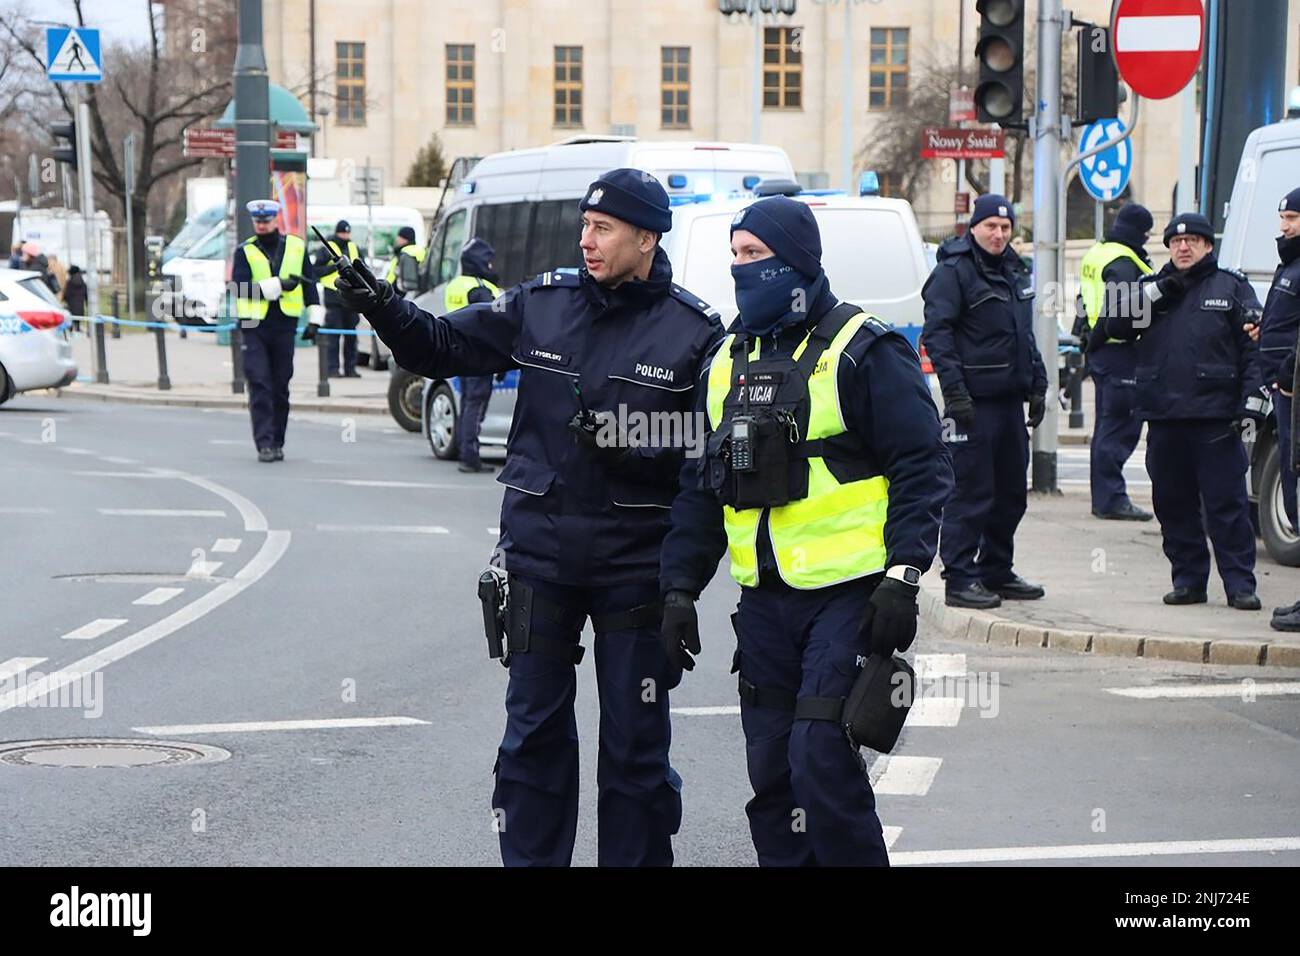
[742,175,761,189]
[666,174,689,189]
[859,171,880,196]
[460,181,476,194]
[801,189,847,197]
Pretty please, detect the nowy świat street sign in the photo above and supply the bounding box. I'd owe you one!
[1110,0,1204,100]
[45,27,102,83]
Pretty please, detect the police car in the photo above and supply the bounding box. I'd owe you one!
[0,268,77,405]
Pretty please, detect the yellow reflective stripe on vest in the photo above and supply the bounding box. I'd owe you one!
[319,240,358,290]
[385,244,426,283]
[705,311,891,589]
[444,274,503,313]
[237,234,306,320]
[1079,241,1152,330]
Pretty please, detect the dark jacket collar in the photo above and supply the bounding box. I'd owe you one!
[581,246,673,311]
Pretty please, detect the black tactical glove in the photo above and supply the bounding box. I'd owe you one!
[334,257,394,316]
[864,576,919,657]
[301,322,318,343]
[1027,393,1047,428]
[1280,351,1295,395]
[942,389,976,431]
[660,590,701,671]
[279,275,301,292]
[568,410,631,467]
[1146,270,1188,306]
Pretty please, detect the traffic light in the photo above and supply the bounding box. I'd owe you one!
[1076,26,1120,124]
[51,118,77,170]
[975,0,1026,126]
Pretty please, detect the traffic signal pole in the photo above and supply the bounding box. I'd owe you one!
[70,82,101,382]
[1030,0,1063,493]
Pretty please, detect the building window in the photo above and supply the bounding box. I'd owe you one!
[869,28,909,109]
[661,47,690,129]
[335,41,366,125]
[554,46,583,128]
[763,27,802,109]
[446,44,475,126]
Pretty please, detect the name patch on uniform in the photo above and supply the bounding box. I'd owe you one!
[1280,278,1294,289]
[634,363,674,383]
[1202,298,1231,310]
[528,348,570,366]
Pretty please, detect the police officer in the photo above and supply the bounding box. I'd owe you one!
[444,237,503,474]
[231,200,322,462]
[922,195,1048,609]
[1256,187,1300,534]
[335,169,723,866]
[1272,342,1300,630]
[313,220,361,378]
[386,225,426,297]
[658,196,951,866]
[1077,203,1155,521]
[1104,212,1266,609]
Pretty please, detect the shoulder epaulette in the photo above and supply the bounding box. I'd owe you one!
[668,285,723,324]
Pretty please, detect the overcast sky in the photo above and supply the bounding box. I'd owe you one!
[7,0,154,49]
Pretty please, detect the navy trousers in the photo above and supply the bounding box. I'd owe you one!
[241,318,297,450]
[324,306,359,375]
[491,574,682,867]
[458,375,494,467]
[1145,419,1257,597]
[1088,345,1143,514]
[1272,388,1297,532]
[940,396,1029,589]
[734,579,889,867]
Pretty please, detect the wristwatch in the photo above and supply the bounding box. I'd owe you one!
[885,565,922,586]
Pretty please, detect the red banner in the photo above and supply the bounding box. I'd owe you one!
[920,127,1005,160]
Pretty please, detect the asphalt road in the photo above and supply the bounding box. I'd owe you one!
[0,396,1296,866]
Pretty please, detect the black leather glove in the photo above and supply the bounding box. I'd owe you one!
[942,389,976,431]
[864,576,919,657]
[334,257,394,316]
[660,590,701,671]
[1027,393,1047,428]
[568,410,631,467]
[1149,270,1188,305]
[301,322,318,343]
[279,275,301,292]
[1280,351,1295,394]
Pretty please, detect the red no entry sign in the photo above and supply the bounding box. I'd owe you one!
[1111,0,1205,100]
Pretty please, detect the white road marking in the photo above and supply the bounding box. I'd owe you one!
[74,471,169,479]
[914,654,966,680]
[133,587,184,606]
[906,697,963,727]
[882,826,902,851]
[99,456,137,465]
[1106,681,1300,700]
[211,538,242,554]
[59,448,95,455]
[208,439,247,445]
[186,560,223,578]
[671,705,740,716]
[307,478,466,489]
[892,836,1300,866]
[99,508,227,517]
[134,716,431,735]
[61,618,129,641]
[315,524,450,534]
[0,506,54,514]
[18,438,44,445]
[1060,478,1151,488]
[0,658,47,682]
[0,469,289,717]
[487,527,500,535]
[870,756,943,796]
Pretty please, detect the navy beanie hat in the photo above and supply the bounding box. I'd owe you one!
[1280,187,1300,214]
[1107,203,1153,248]
[1162,212,1215,247]
[579,168,673,234]
[970,194,1015,229]
[460,237,496,278]
[397,226,416,242]
[729,196,822,279]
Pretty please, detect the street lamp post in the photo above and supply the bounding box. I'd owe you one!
[718,0,797,145]
[812,0,869,195]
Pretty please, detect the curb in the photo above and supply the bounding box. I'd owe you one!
[58,386,390,417]
[918,589,1296,669]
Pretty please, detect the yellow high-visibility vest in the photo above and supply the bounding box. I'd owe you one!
[385,243,426,284]
[237,234,306,320]
[705,310,890,589]
[319,239,359,290]
[444,274,502,312]
[1079,241,1152,342]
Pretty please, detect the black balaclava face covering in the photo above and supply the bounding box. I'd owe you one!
[1277,233,1300,266]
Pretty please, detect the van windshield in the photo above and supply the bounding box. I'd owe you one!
[163,205,225,264]
[678,207,922,320]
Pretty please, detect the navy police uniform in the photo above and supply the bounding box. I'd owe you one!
[343,169,723,866]
[1106,213,1265,605]
[921,197,1047,606]
[1257,188,1300,532]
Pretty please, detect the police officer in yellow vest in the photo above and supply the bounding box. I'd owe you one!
[313,219,362,377]
[444,238,503,473]
[232,200,323,462]
[1075,203,1155,520]
[386,225,426,297]
[659,197,953,866]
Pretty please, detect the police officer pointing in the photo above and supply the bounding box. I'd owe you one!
[335,169,723,866]
[231,200,322,462]
[922,195,1048,609]
[659,197,952,866]
[1105,212,1266,609]
[1256,187,1300,535]
[1077,203,1155,521]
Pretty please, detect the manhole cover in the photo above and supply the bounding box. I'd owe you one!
[0,738,230,768]
[54,573,226,584]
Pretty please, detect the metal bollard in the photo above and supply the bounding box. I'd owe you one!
[94,318,109,384]
[110,291,122,338]
[230,323,245,394]
[316,328,330,398]
[1067,352,1086,430]
[154,324,171,390]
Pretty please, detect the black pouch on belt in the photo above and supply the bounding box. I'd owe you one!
[842,652,915,753]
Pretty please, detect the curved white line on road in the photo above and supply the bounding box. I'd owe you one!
[0,467,289,716]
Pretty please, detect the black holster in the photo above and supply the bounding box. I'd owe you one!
[842,653,915,753]
[477,568,508,664]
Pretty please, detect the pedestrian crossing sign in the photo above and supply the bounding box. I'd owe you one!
[46,27,102,83]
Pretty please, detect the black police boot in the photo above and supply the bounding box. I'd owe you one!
[257,447,276,463]
[946,582,1002,609]
[1163,587,1208,605]
[457,461,495,474]
[272,447,284,461]
[1272,600,1300,618]
[985,574,1045,600]
[1092,502,1153,521]
[1228,592,1262,611]
[1271,608,1300,631]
